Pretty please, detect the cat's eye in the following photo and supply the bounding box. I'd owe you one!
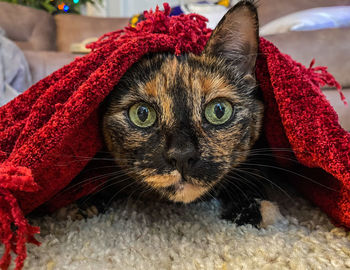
[205,99,233,125]
[129,102,157,128]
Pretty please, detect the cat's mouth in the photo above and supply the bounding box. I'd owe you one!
[144,170,209,203]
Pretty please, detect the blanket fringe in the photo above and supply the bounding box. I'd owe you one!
[86,3,211,56]
[308,59,347,105]
[0,165,40,270]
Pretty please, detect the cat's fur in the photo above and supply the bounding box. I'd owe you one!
[101,1,275,227]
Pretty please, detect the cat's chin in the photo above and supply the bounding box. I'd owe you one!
[143,170,209,203]
[168,182,208,203]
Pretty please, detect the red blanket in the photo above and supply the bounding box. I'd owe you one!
[0,4,349,269]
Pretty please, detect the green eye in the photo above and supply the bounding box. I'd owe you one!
[205,99,233,125]
[129,102,156,128]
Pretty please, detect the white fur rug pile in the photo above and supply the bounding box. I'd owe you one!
[15,189,350,270]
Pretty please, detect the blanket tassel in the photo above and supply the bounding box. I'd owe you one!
[0,165,40,270]
[308,59,347,105]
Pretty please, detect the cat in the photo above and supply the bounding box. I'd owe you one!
[100,1,281,228]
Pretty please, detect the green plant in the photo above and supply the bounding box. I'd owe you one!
[2,0,102,14]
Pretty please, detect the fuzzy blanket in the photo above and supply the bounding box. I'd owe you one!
[0,3,349,270]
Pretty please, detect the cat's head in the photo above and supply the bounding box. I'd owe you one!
[102,1,263,203]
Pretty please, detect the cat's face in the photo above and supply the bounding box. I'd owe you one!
[102,2,263,203]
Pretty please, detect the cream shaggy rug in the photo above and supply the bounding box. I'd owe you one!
[8,186,347,270]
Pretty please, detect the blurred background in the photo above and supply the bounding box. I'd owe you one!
[1,0,225,17]
[0,0,349,128]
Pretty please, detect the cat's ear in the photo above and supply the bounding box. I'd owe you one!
[203,1,259,74]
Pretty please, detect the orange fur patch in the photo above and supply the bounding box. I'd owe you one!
[204,76,237,103]
[144,79,157,97]
[144,170,181,188]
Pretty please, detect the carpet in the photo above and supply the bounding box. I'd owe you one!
[10,185,350,270]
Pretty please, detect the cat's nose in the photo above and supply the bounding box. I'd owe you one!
[166,145,198,174]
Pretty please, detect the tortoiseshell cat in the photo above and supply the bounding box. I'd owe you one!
[101,1,280,227]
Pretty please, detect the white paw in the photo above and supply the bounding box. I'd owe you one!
[259,200,283,228]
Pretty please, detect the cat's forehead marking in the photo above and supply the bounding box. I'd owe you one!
[161,56,238,99]
[143,78,157,97]
[168,56,179,76]
[143,58,176,98]
[201,77,216,94]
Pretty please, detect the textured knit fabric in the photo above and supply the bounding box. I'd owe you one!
[0,4,348,270]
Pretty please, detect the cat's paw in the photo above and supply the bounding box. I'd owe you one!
[259,200,283,228]
[221,199,282,228]
[54,203,99,221]
[221,199,262,227]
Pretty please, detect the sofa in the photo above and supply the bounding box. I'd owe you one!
[0,2,129,84]
[0,1,349,129]
[258,0,350,131]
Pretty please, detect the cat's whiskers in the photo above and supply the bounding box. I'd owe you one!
[222,174,252,204]
[54,157,137,167]
[53,167,140,200]
[232,167,292,199]
[127,182,152,204]
[216,177,250,213]
[80,172,140,209]
[239,161,338,192]
[103,175,148,209]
